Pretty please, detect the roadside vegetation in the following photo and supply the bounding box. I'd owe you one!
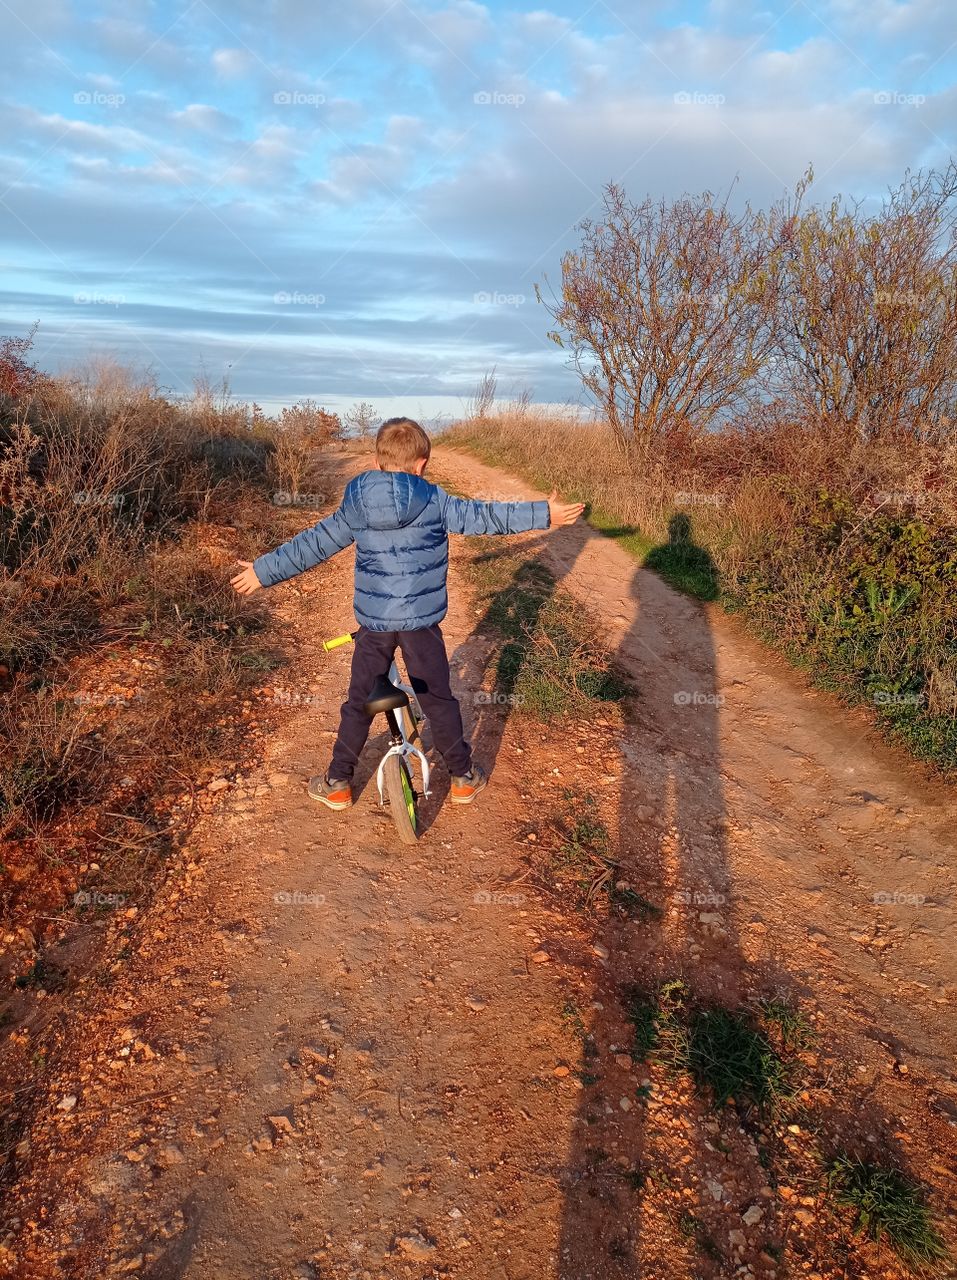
[0,335,342,945]
[442,161,957,771]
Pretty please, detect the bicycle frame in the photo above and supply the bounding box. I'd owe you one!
[376,656,432,806]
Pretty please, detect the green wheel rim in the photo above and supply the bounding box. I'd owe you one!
[400,763,417,830]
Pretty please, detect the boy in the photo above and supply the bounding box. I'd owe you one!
[231,417,584,809]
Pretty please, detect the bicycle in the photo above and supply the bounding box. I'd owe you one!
[322,631,431,844]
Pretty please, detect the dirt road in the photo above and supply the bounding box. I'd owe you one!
[4,447,955,1279]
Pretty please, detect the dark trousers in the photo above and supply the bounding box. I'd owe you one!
[329,624,471,782]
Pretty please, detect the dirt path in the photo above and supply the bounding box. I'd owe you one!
[432,448,957,1077]
[3,448,956,1280]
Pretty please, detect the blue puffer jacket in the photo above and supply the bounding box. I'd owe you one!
[253,470,550,631]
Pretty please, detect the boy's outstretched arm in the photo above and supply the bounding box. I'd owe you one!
[231,507,355,595]
[437,487,584,535]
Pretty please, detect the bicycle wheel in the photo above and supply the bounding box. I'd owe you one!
[383,753,419,844]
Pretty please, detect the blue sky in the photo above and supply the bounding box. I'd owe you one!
[1,0,955,418]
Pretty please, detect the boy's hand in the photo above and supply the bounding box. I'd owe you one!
[548,490,586,528]
[231,560,263,596]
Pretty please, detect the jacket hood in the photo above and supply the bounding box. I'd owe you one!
[342,469,434,532]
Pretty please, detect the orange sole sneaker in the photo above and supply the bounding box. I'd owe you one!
[307,775,353,809]
[449,765,488,805]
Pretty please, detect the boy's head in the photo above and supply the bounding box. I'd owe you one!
[375,417,431,475]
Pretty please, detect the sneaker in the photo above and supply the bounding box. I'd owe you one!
[449,764,488,805]
[308,774,353,809]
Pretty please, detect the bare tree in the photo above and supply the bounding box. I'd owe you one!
[344,401,380,439]
[542,182,790,457]
[773,162,957,445]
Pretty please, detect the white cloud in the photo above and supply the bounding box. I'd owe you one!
[173,102,238,133]
[212,47,256,78]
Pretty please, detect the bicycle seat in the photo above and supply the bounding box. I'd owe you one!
[363,674,411,716]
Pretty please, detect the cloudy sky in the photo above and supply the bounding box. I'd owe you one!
[1,0,955,418]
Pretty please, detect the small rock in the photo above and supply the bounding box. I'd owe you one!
[742,1204,764,1227]
[706,1179,724,1202]
[466,997,486,1012]
[395,1232,435,1260]
[267,1112,296,1137]
[615,1054,633,1070]
[553,1065,570,1078]
[530,950,550,964]
[57,1094,78,1112]
[619,1097,632,1112]
[208,777,230,793]
[592,943,610,961]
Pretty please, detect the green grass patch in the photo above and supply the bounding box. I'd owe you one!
[827,1156,949,1273]
[623,980,805,1113]
[684,1006,794,1110]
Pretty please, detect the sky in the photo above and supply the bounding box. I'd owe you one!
[1,0,955,419]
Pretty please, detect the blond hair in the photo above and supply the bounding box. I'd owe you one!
[375,417,431,471]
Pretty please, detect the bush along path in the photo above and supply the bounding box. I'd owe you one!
[1,447,954,1279]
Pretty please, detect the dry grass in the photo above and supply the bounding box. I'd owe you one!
[0,351,342,933]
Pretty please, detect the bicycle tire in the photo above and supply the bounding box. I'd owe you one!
[398,701,419,745]
[383,753,419,844]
